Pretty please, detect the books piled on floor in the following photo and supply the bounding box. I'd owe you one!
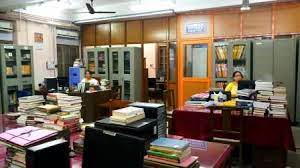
[109,107,145,125]
[43,113,81,133]
[253,101,270,116]
[255,81,273,101]
[18,95,45,113]
[0,126,58,168]
[269,87,287,117]
[57,96,82,117]
[144,138,199,168]
[46,93,67,104]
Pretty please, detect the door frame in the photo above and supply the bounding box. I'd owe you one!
[178,38,212,106]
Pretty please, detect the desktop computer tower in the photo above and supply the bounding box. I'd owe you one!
[129,102,166,138]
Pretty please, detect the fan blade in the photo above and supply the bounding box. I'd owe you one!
[86,3,95,14]
[93,11,116,14]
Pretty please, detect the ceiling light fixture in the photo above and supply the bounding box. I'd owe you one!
[241,0,251,11]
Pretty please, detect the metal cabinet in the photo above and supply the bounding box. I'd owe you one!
[86,47,109,80]
[212,42,230,88]
[274,38,297,121]
[0,44,34,113]
[109,47,142,101]
[253,39,274,81]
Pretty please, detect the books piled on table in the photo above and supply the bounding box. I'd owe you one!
[43,113,81,133]
[144,138,199,168]
[46,93,67,104]
[0,126,58,168]
[237,89,256,98]
[269,87,287,117]
[190,93,209,101]
[110,107,145,125]
[57,96,82,117]
[36,104,60,114]
[255,81,273,102]
[18,95,45,113]
[253,101,270,116]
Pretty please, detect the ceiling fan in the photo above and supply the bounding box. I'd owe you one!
[84,0,116,14]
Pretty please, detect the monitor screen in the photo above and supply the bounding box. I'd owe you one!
[238,80,255,90]
[82,127,145,168]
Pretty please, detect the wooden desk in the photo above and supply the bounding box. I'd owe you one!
[69,90,111,122]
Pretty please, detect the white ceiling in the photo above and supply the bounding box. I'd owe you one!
[0,0,280,23]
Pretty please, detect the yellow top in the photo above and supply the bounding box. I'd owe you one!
[225,82,238,98]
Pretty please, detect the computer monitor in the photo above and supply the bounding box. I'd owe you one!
[82,127,145,168]
[57,77,69,88]
[238,80,255,90]
[44,77,58,92]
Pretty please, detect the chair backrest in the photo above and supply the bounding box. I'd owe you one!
[148,78,157,89]
[208,107,244,141]
[163,89,176,111]
[111,85,122,100]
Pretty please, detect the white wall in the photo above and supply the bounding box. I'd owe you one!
[15,19,57,89]
[144,43,157,78]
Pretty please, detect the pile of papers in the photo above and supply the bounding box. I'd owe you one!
[190,93,209,101]
[253,101,270,116]
[144,138,199,168]
[255,81,273,101]
[269,87,287,117]
[57,96,82,117]
[110,107,145,125]
[46,93,67,104]
[18,96,45,113]
[0,126,58,168]
[43,113,81,133]
[237,89,256,98]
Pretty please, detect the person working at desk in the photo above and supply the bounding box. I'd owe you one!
[81,70,100,91]
[225,71,244,98]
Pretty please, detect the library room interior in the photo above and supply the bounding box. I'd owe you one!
[0,0,300,167]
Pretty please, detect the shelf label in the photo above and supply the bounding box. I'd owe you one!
[184,22,208,35]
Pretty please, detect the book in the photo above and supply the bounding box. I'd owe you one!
[144,155,198,168]
[150,138,189,151]
[112,106,144,117]
[110,113,145,125]
[148,148,191,163]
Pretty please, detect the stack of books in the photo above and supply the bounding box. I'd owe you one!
[0,126,57,168]
[269,87,287,117]
[237,89,256,98]
[46,93,67,104]
[255,81,273,101]
[144,138,199,168]
[18,96,45,113]
[57,96,82,117]
[110,107,145,125]
[253,101,270,116]
[43,113,81,133]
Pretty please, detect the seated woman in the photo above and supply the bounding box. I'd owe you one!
[225,71,244,98]
[81,70,100,91]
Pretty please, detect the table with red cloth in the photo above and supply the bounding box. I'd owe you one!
[172,105,296,151]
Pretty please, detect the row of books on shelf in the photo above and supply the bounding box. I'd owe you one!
[215,46,227,61]
[144,138,199,168]
[215,64,228,78]
[215,45,246,61]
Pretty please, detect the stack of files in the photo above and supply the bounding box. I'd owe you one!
[0,126,58,168]
[110,107,145,125]
[36,104,60,114]
[43,113,80,133]
[144,138,199,168]
[18,95,45,113]
[190,93,209,101]
[236,99,254,109]
[237,89,256,98]
[269,94,287,117]
[46,93,67,104]
[255,81,274,102]
[253,101,270,116]
[274,87,287,97]
[57,96,82,116]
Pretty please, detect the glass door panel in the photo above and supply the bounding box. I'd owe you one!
[232,44,247,76]
[123,51,130,74]
[5,49,17,78]
[97,51,106,74]
[8,86,18,112]
[169,42,176,82]
[87,51,95,74]
[112,80,119,87]
[20,49,32,77]
[124,81,130,100]
[112,51,119,74]
[214,45,228,79]
[184,44,208,78]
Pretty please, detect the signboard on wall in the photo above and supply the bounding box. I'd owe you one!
[34,32,43,50]
[184,22,208,35]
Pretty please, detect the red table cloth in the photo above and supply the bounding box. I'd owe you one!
[172,105,296,151]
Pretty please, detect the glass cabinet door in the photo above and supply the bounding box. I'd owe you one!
[8,86,18,112]
[5,48,17,78]
[20,49,32,77]
[87,51,95,74]
[232,44,247,77]
[184,44,208,78]
[123,81,130,100]
[112,51,119,74]
[97,51,106,74]
[214,44,228,79]
[123,51,130,74]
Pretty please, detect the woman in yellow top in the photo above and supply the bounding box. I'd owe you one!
[225,71,244,98]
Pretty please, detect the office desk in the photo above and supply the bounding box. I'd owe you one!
[172,105,295,151]
[69,90,111,122]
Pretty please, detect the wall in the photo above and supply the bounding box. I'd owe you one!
[144,43,157,78]
[15,19,57,89]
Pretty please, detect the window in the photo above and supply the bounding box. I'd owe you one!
[184,44,208,78]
